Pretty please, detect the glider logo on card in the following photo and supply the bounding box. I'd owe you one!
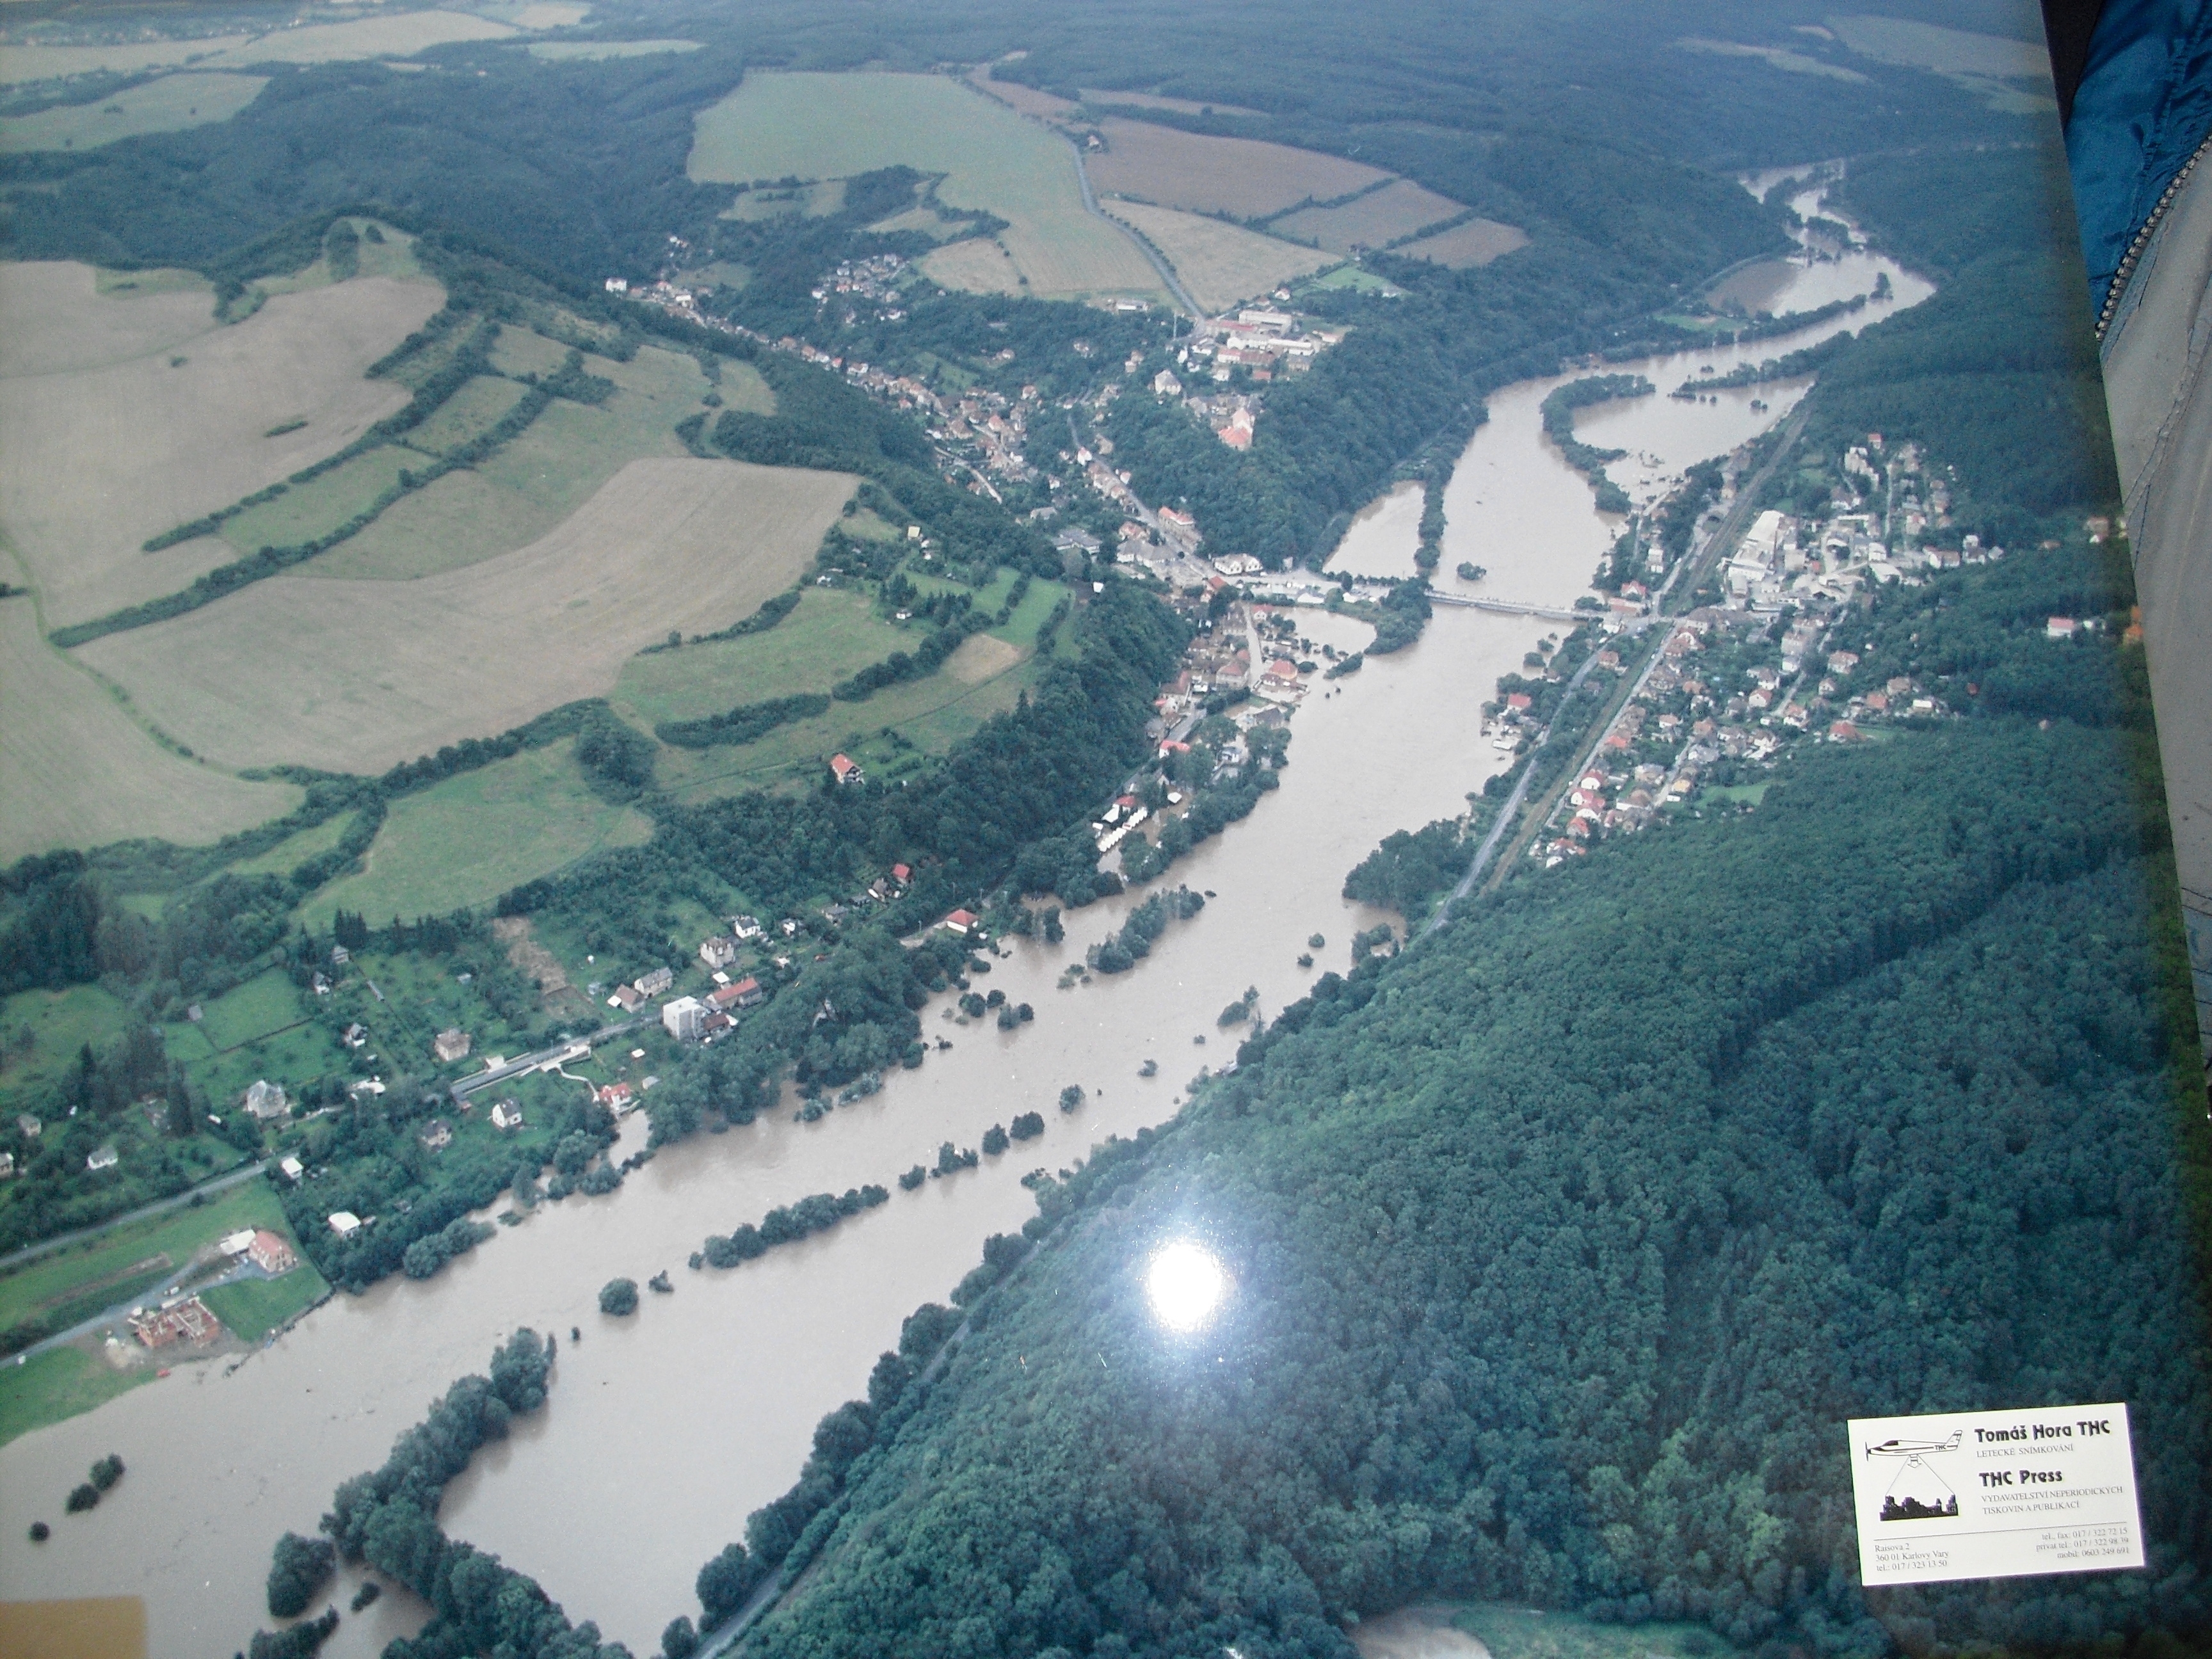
[1847,1405,2145,1585]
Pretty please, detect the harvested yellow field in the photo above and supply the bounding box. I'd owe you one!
[1105,202,1331,313]
[529,39,703,60]
[198,12,517,67]
[1271,179,1468,252]
[0,12,518,84]
[1086,118,1388,218]
[692,72,1162,302]
[0,36,255,86]
[0,598,298,863]
[964,67,1075,120]
[78,458,857,774]
[922,237,1025,296]
[947,633,1023,683]
[0,72,266,154]
[1079,88,1265,118]
[0,264,442,629]
[1394,218,1531,268]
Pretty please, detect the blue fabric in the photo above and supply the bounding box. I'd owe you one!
[2066,0,2212,309]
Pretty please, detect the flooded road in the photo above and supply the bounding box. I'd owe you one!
[0,173,1928,1658]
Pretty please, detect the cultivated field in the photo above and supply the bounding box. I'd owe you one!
[691,72,1164,302]
[0,35,255,86]
[613,587,910,728]
[1079,88,1265,117]
[1271,179,1468,252]
[0,73,266,154]
[197,11,518,67]
[1086,118,1389,218]
[0,598,300,863]
[1676,39,1867,82]
[1826,13,2051,77]
[0,262,442,628]
[1105,201,1331,312]
[920,237,1025,296]
[1394,218,1531,268]
[963,67,1075,120]
[78,458,857,774]
[297,738,653,929]
[0,11,521,85]
[529,38,701,60]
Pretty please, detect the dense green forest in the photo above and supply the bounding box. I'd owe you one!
[740,712,2209,1657]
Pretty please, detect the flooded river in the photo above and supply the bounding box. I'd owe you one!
[0,175,1927,1658]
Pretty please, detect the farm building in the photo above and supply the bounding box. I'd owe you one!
[219,1230,257,1258]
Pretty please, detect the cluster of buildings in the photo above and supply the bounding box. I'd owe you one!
[810,253,911,324]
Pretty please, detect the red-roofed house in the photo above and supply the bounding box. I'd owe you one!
[943,909,979,936]
[891,863,911,884]
[711,976,764,1011]
[1505,693,1533,712]
[830,753,864,785]
[248,1230,297,1276]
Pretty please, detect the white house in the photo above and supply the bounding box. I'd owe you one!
[244,1079,290,1121]
[328,1211,362,1238]
[86,1144,119,1172]
[700,935,739,970]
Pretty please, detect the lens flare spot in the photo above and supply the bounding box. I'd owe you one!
[1145,1240,1226,1332]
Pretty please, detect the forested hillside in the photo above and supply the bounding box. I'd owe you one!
[744,710,2209,1657]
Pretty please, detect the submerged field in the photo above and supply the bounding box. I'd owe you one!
[690,72,1164,303]
[1104,201,1332,312]
[77,458,856,774]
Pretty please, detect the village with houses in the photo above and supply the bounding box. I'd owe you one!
[1511,431,2113,870]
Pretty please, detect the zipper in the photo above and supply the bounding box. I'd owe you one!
[2097,127,2212,343]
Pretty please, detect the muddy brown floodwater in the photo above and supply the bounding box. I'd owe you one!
[0,172,1926,1659]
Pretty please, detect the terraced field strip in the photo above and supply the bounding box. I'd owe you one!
[78,458,857,774]
[1394,218,1532,269]
[1269,178,1470,253]
[0,264,441,629]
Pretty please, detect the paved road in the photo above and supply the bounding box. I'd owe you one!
[1072,144,1202,316]
[0,1160,269,1276]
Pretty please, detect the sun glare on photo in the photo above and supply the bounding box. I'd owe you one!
[1145,1240,1228,1333]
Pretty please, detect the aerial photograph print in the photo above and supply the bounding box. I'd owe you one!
[1,2,2209,1659]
